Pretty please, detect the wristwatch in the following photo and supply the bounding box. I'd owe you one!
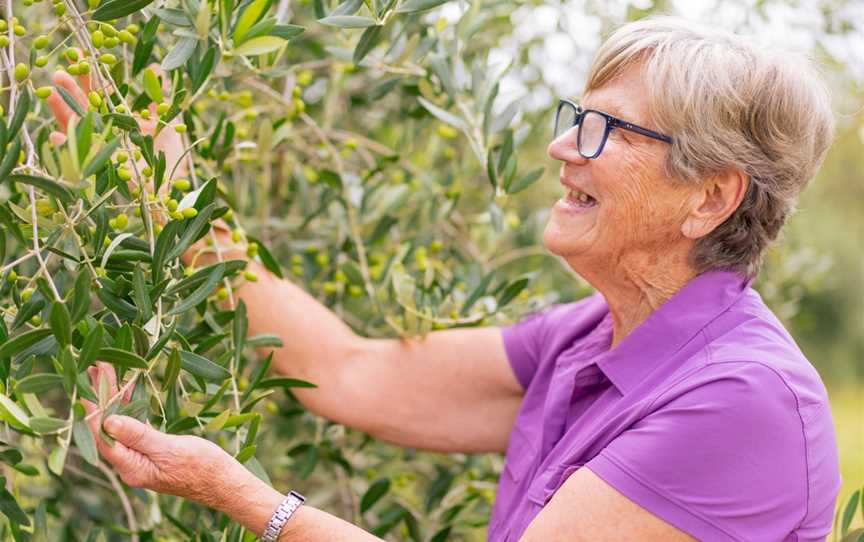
[261,490,306,542]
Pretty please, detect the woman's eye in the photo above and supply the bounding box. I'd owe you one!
[612,130,629,143]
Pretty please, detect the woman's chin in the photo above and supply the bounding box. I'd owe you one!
[542,206,598,258]
[542,221,591,258]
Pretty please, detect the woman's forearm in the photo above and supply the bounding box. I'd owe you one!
[230,260,363,413]
[218,459,382,541]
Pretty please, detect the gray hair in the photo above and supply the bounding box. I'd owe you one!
[584,16,835,278]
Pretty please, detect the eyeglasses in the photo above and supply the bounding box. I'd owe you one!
[553,98,673,159]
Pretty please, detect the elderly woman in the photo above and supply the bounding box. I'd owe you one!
[53,15,840,542]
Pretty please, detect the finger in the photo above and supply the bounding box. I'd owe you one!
[95,361,119,391]
[78,73,93,95]
[52,71,88,112]
[46,87,76,131]
[82,398,138,468]
[104,415,167,456]
[49,131,67,146]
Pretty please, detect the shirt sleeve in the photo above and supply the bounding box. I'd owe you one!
[584,362,811,542]
[500,308,549,391]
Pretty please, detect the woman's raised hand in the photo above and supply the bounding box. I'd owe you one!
[46,62,187,188]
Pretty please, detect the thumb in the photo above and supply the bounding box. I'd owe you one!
[103,415,164,455]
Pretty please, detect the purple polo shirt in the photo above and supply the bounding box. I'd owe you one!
[491,270,841,541]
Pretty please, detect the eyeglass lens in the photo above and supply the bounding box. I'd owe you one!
[554,103,608,158]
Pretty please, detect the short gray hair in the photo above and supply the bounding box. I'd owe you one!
[584,16,835,278]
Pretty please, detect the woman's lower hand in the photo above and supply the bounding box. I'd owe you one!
[81,363,242,509]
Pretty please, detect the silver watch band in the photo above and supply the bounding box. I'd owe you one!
[261,490,305,542]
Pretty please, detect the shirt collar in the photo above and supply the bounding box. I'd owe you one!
[595,269,754,396]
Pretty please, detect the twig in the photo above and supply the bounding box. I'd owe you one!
[96,460,140,542]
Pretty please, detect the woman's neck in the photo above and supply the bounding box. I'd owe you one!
[575,255,697,349]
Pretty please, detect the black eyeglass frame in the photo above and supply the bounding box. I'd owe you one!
[554,98,673,159]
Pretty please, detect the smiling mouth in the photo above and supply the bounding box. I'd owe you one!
[564,186,598,207]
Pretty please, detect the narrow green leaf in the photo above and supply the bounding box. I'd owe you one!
[103,113,138,132]
[165,202,216,261]
[0,329,53,359]
[162,37,199,71]
[166,262,224,316]
[152,219,180,284]
[0,476,30,526]
[59,345,77,394]
[15,374,63,395]
[417,97,466,132]
[30,416,68,435]
[841,489,861,536]
[486,147,497,190]
[93,0,156,21]
[72,419,100,466]
[0,395,30,430]
[507,167,544,195]
[164,259,245,296]
[269,24,305,40]
[8,174,74,204]
[179,350,231,382]
[460,271,495,316]
[142,67,164,103]
[234,36,286,56]
[233,299,247,367]
[82,138,121,178]
[132,266,153,322]
[12,298,45,331]
[332,0,363,15]
[118,399,149,420]
[7,89,30,139]
[78,322,104,371]
[497,277,530,308]
[318,15,377,28]
[497,130,513,176]
[191,46,219,94]
[0,140,21,182]
[96,284,139,321]
[353,24,383,64]
[162,347,182,391]
[97,347,149,369]
[246,236,283,278]
[235,445,257,464]
[49,302,72,347]
[258,377,317,389]
[56,86,86,117]
[395,0,450,13]
[361,478,390,513]
[70,272,91,323]
[234,0,272,43]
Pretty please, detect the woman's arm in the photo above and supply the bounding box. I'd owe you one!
[191,234,525,454]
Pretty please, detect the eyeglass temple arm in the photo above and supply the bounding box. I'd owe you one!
[613,119,673,143]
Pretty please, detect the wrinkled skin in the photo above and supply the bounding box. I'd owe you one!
[543,63,737,345]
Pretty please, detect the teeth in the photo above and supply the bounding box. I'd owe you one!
[567,188,593,203]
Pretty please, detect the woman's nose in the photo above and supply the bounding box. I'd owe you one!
[547,127,587,164]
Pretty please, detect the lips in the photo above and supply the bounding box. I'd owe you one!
[560,177,598,205]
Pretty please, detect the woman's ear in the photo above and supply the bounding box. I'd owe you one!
[681,169,749,240]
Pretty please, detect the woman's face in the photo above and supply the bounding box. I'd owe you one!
[543,64,698,276]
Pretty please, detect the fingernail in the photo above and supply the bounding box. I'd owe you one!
[104,415,122,434]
